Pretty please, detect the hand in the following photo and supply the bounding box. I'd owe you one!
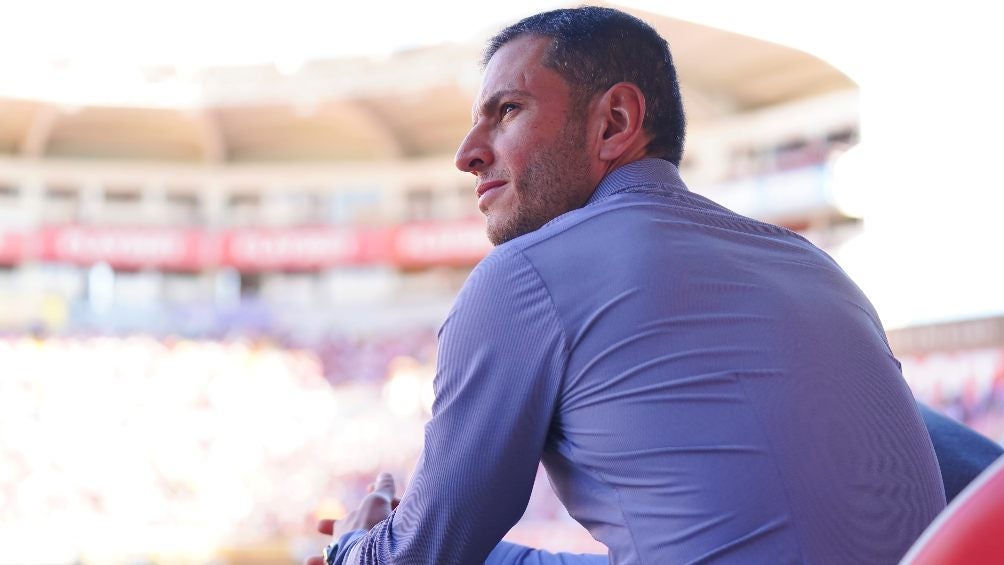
[334,472,399,537]
[304,473,401,565]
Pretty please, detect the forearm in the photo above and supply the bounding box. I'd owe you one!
[329,530,365,564]
[486,541,608,565]
[334,252,568,563]
[334,428,545,562]
[337,535,607,565]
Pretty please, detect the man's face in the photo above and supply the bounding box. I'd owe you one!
[455,35,597,246]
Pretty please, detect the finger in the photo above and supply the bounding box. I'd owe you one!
[304,556,325,565]
[317,518,336,535]
[372,472,396,502]
[391,497,401,510]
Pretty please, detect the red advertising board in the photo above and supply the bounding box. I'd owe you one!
[391,219,492,267]
[38,226,205,270]
[4,221,492,271]
[221,227,370,271]
[0,230,29,265]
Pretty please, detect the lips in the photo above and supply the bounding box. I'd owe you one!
[476,180,507,197]
[476,180,508,212]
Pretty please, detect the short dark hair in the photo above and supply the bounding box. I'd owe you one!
[483,6,686,166]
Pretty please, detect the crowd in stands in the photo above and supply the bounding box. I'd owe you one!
[0,323,1000,563]
[901,347,1004,443]
[0,331,599,564]
[308,329,438,385]
[725,129,856,181]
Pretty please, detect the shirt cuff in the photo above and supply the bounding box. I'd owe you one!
[331,530,366,565]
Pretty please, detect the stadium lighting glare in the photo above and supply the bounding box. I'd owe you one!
[383,356,434,419]
[0,336,401,562]
[0,0,565,68]
[0,0,568,107]
[828,144,868,219]
[647,0,1004,326]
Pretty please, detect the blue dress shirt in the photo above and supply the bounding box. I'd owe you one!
[335,159,946,564]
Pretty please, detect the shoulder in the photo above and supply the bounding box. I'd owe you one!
[438,241,570,366]
[462,243,537,295]
[446,244,545,327]
[444,239,571,336]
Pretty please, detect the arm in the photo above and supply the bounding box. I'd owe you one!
[309,519,609,565]
[486,541,608,565]
[337,250,570,564]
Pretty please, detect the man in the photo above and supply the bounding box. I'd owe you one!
[308,7,946,564]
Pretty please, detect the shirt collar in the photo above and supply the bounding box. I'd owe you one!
[585,158,687,206]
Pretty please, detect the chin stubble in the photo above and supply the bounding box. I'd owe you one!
[485,123,590,246]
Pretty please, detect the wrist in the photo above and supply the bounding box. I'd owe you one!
[324,530,366,565]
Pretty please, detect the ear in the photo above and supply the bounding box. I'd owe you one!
[591,82,648,162]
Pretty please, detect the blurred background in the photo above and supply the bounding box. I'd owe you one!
[1,0,1001,563]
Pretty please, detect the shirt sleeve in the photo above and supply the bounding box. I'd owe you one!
[344,249,570,564]
[485,541,608,565]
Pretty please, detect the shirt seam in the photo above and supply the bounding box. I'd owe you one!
[521,191,803,257]
[514,247,646,565]
[513,248,572,397]
[733,374,809,562]
[548,442,645,564]
[587,182,684,207]
[651,190,813,242]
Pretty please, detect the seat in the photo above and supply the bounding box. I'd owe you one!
[900,454,1004,564]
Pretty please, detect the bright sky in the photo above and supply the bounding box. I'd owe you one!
[0,0,901,70]
[0,0,562,67]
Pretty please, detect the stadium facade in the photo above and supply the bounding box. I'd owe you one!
[0,9,862,340]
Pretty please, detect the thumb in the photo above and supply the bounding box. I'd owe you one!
[372,472,396,502]
[316,518,336,535]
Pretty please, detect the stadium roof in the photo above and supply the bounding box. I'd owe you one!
[0,3,854,163]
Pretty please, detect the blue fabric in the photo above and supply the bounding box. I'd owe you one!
[343,159,946,564]
[486,542,609,564]
[331,530,365,564]
[918,402,1003,502]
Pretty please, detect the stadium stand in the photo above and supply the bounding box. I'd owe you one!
[0,3,1001,563]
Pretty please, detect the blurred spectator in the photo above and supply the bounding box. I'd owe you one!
[0,332,599,564]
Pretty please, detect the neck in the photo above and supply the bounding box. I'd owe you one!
[599,147,655,180]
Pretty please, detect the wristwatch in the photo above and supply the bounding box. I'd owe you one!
[323,542,339,565]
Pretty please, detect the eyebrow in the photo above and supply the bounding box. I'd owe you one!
[473,89,534,125]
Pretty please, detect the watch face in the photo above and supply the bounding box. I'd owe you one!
[323,542,339,565]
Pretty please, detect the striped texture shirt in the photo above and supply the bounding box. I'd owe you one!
[335,158,945,564]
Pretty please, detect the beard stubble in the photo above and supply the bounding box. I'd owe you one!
[485,117,593,246]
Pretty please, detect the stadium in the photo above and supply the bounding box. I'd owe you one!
[1,1,1002,563]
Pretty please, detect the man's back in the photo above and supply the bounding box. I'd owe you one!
[310,9,947,564]
[499,159,946,563]
[322,159,945,564]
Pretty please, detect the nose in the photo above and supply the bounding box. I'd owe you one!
[454,125,493,174]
